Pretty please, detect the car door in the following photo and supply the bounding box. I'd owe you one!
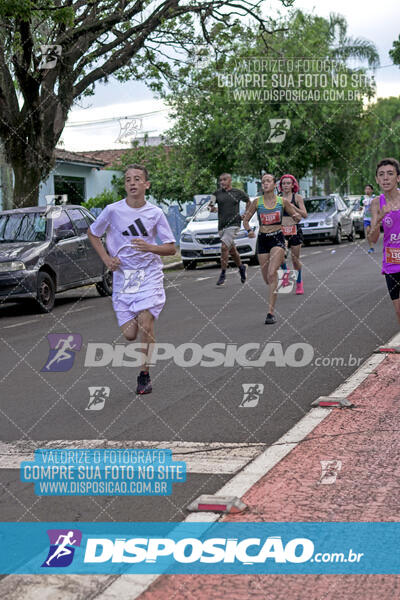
[67,208,103,278]
[337,196,351,234]
[51,210,88,286]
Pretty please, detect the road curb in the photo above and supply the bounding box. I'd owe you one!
[92,330,400,600]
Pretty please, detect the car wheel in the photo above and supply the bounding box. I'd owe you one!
[333,226,342,245]
[183,260,197,270]
[359,230,365,239]
[348,224,356,242]
[303,239,310,246]
[249,254,259,266]
[96,270,113,296]
[36,271,56,313]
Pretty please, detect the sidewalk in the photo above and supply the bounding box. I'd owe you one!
[139,351,400,600]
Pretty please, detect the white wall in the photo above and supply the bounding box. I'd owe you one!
[38,163,122,205]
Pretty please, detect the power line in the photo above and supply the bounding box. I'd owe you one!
[65,109,168,128]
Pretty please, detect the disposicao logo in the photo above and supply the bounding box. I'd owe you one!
[41,334,82,372]
[42,529,82,567]
[83,536,315,565]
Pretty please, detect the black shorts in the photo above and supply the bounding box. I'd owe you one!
[385,272,400,300]
[257,231,286,254]
[286,227,304,248]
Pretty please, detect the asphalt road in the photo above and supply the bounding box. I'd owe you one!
[0,236,397,523]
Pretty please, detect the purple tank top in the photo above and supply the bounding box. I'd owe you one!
[380,193,400,274]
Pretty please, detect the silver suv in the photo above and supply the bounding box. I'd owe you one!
[301,195,355,245]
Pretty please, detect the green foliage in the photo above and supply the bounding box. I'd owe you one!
[110,141,216,206]
[389,35,400,66]
[82,188,119,210]
[155,9,379,194]
[348,96,400,192]
[0,0,292,207]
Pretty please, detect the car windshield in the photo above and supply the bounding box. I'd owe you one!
[192,200,248,222]
[304,198,335,213]
[0,212,48,242]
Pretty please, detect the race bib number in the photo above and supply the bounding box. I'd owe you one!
[260,211,280,225]
[282,225,297,236]
[386,247,400,264]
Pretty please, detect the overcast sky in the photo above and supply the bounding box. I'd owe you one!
[60,0,400,152]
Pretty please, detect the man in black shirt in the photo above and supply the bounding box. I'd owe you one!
[209,173,251,286]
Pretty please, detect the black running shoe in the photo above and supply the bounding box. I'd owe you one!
[216,271,226,286]
[264,313,276,324]
[136,371,152,394]
[239,264,247,283]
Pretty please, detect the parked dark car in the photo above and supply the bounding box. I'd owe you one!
[0,205,111,312]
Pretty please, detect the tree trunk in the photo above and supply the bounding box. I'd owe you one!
[12,161,44,208]
[324,169,331,195]
[0,141,13,210]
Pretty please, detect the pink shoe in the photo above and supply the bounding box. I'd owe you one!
[281,271,290,287]
[296,282,304,295]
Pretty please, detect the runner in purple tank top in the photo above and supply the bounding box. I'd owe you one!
[370,158,400,324]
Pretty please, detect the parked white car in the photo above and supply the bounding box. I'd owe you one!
[180,199,259,269]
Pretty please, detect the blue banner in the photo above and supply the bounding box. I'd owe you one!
[1,522,399,574]
[20,449,186,496]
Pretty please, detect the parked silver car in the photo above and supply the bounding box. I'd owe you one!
[180,199,259,269]
[301,195,355,245]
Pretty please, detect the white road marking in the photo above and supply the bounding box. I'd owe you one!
[3,331,400,600]
[0,440,264,474]
[69,305,94,313]
[196,276,213,281]
[3,319,38,329]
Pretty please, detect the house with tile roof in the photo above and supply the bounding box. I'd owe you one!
[36,148,122,207]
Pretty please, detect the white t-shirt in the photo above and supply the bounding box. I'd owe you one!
[90,199,175,263]
[90,199,175,296]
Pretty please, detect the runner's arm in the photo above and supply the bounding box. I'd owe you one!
[283,198,302,222]
[208,194,217,212]
[369,197,385,244]
[242,199,257,231]
[130,239,176,255]
[294,194,307,218]
[87,230,121,270]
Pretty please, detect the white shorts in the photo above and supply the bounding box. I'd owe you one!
[112,288,166,327]
[218,226,240,248]
[112,264,165,327]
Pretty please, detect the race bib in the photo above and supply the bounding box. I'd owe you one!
[282,225,297,236]
[260,211,281,225]
[386,247,400,264]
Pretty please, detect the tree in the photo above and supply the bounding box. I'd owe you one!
[0,0,294,208]
[389,34,400,66]
[348,97,400,192]
[110,139,216,206]
[158,10,379,193]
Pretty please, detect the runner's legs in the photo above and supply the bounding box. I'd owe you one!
[120,310,155,371]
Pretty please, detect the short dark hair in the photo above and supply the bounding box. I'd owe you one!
[376,158,400,176]
[365,184,374,191]
[124,164,149,180]
[262,173,276,182]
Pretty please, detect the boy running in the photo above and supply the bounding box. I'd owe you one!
[88,164,176,394]
[369,158,400,324]
[362,184,375,253]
